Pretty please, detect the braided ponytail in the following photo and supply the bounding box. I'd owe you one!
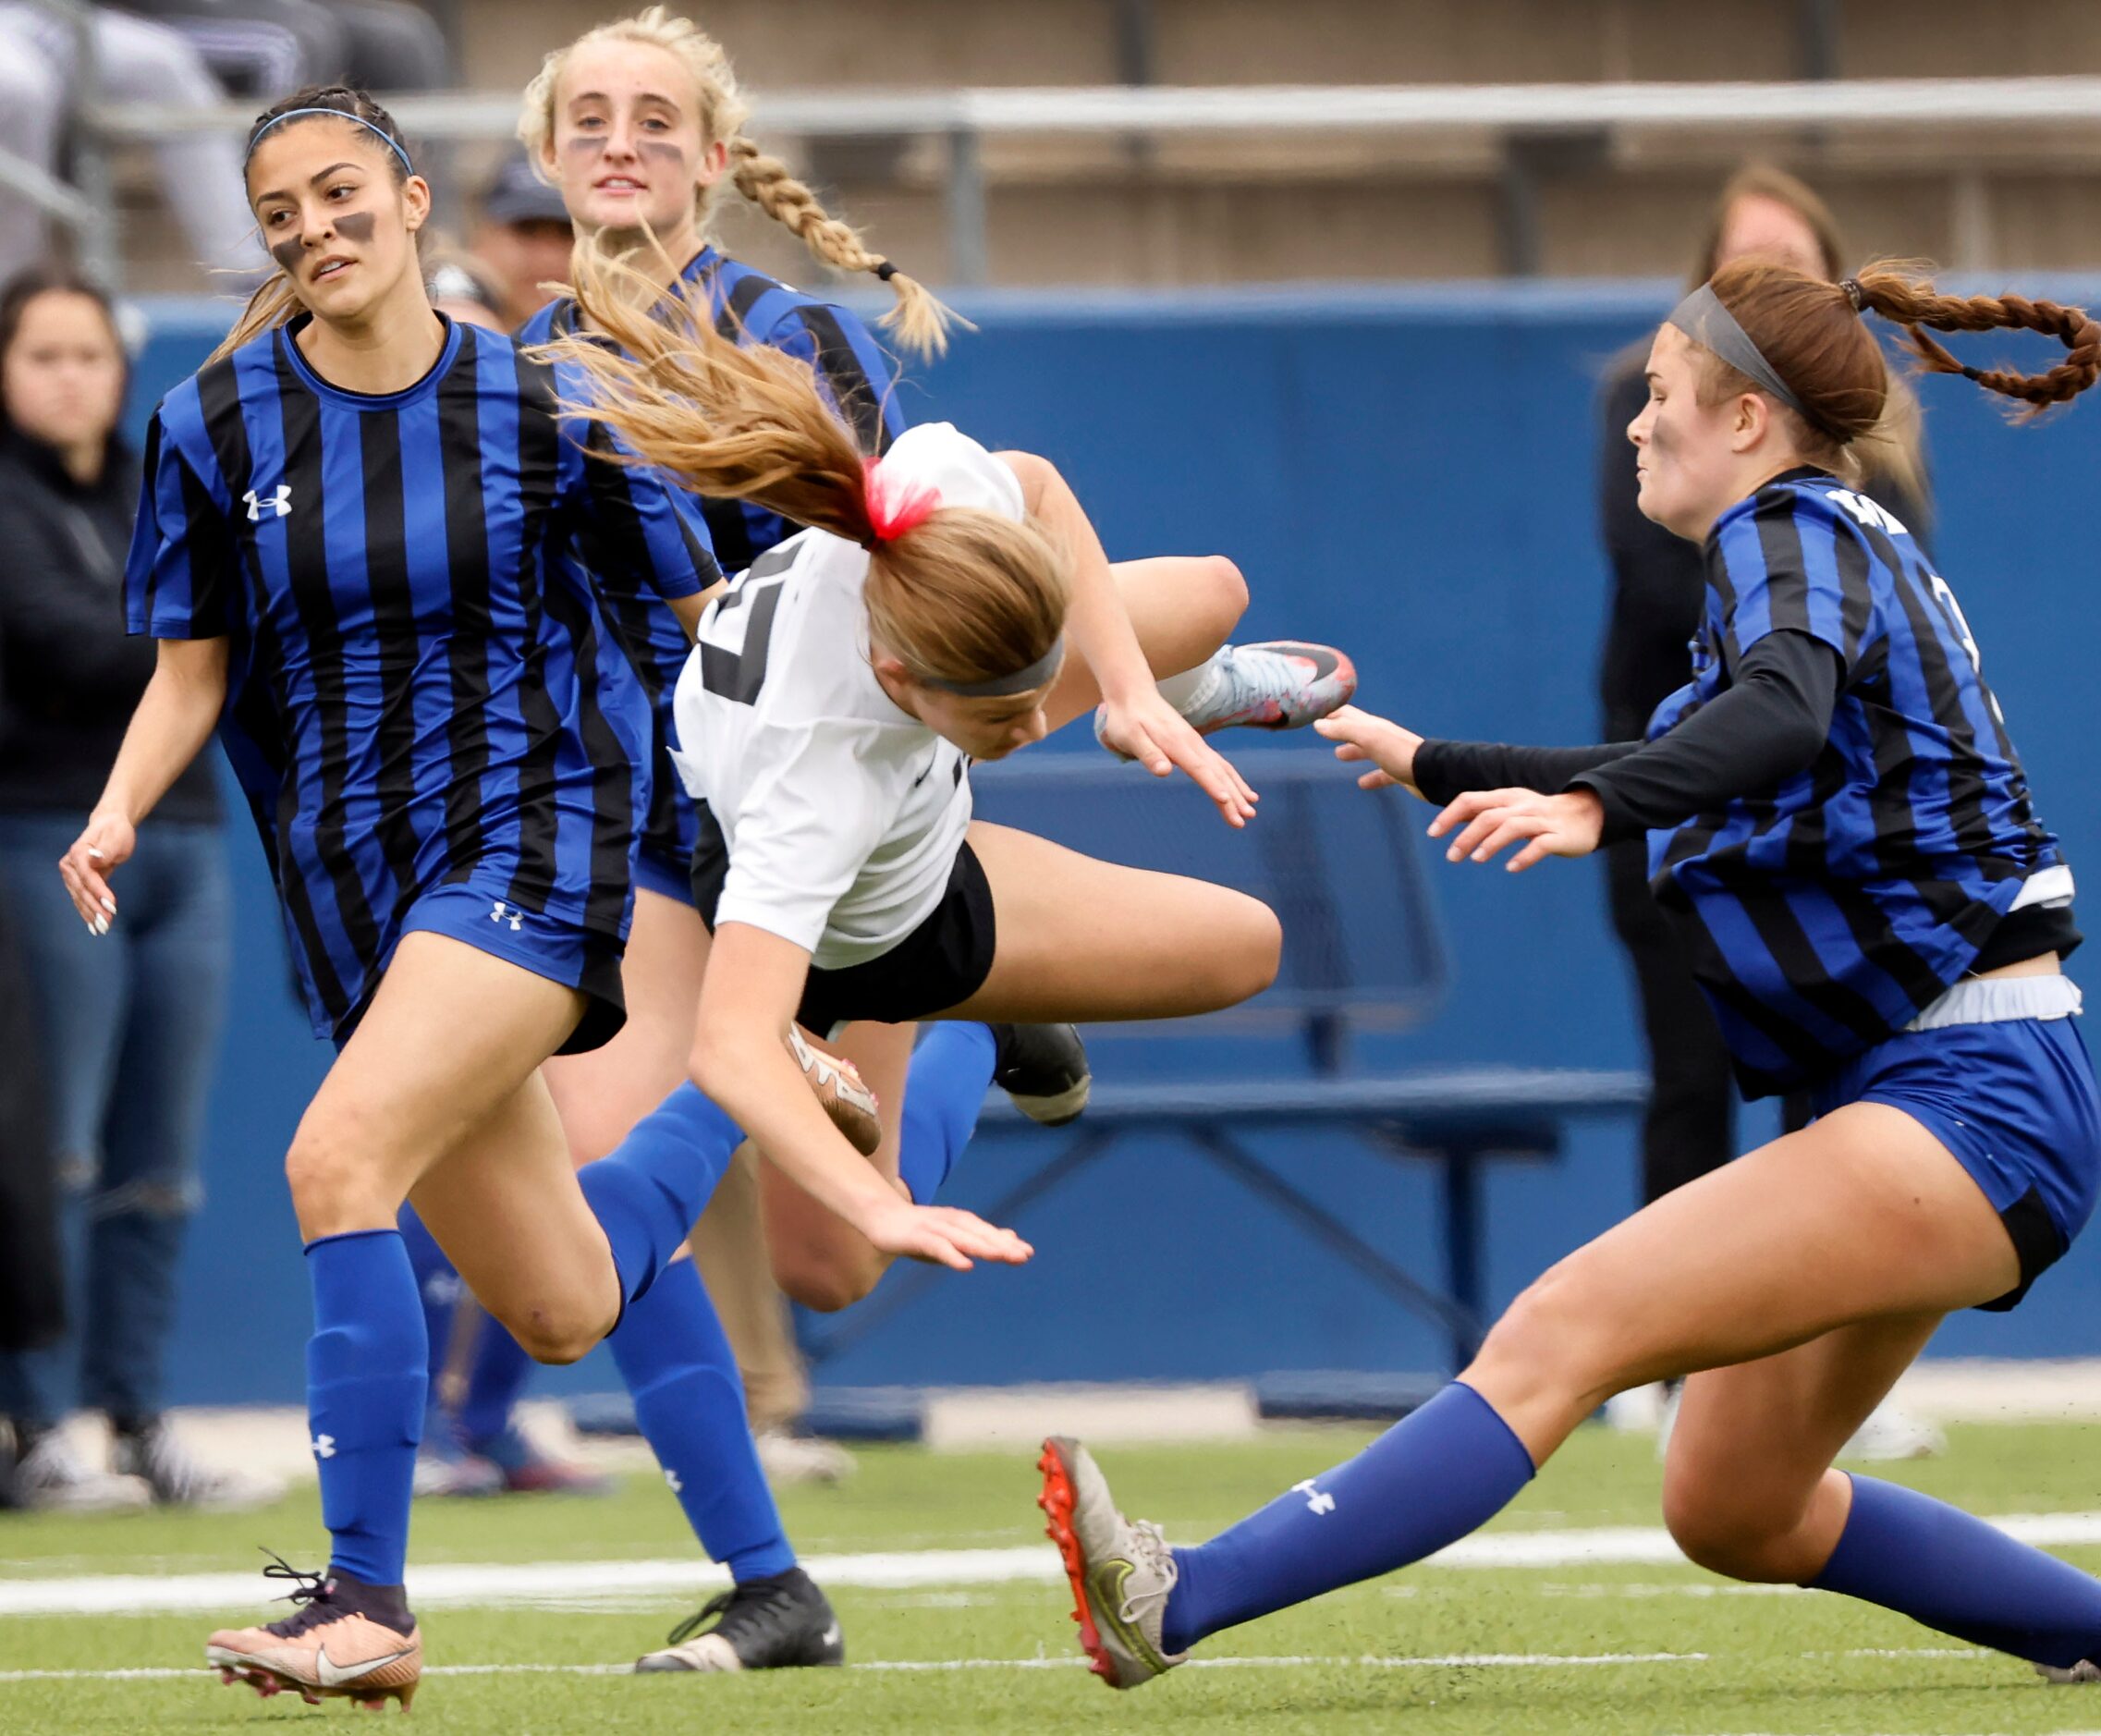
[727,137,960,359]
[1850,267,2101,419]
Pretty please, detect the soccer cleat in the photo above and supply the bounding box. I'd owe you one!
[1836,1401,1947,1462]
[788,1025,883,1155]
[988,1023,1091,1126]
[411,1434,505,1498]
[1094,641,1358,758]
[205,1559,421,1711]
[470,1422,613,1497]
[1037,1436,1187,1690]
[634,1567,846,1673]
[13,1433,151,1513]
[113,1419,285,1511]
[754,1427,857,1487]
[2039,1657,2101,1683]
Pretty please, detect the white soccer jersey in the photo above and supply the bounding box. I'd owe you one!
[667,422,1027,969]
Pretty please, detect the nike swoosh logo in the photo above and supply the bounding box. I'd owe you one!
[312,1643,413,1687]
[821,1623,840,1646]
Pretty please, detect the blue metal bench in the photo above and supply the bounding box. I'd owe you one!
[804,747,1646,1377]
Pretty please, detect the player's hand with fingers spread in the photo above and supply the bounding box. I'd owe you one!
[1097,690,1259,828]
[57,810,137,935]
[1315,705,1425,795]
[1428,787,1606,873]
[855,1194,1035,1273]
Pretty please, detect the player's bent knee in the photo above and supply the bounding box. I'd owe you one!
[1211,897,1282,1006]
[771,1245,881,1314]
[498,1302,605,1366]
[1660,1490,1804,1583]
[1199,555,1249,633]
[285,1115,398,1238]
[1468,1265,1625,1409]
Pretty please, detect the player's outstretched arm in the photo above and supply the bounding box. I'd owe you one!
[690,922,1034,1274]
[59,636,227,933]
[998,449,1256,827]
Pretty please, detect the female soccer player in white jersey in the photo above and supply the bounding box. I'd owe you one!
[56,86,1022,1711]
[398,14,1349,1677]
[1037,263,2101,1693]
[543,245,1313,1317]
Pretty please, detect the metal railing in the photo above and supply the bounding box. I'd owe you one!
[12,69,2101,287]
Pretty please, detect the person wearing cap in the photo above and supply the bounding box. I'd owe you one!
[465,153,576,331]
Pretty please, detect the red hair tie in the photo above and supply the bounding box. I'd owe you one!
[861,456,941,548]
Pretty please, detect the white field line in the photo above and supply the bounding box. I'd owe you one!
[6,1510,2101,1618]
[1,1647,2047,1686]
[0,1652,1709,1685]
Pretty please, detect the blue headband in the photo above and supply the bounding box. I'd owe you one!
[245,108,413,178]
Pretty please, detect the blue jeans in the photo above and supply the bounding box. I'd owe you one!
[0,814,230,1425]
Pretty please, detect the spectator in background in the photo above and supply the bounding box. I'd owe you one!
[114,0,450,100]
[0,265,275,1511]
[0,884,61,1510]
[462,153,574,330]
[0,5,255,280]
[1595,164,1938,1460]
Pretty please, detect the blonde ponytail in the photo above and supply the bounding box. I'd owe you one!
[725,138,959,359]
[519,6,960,359]
[539,239,1063,691]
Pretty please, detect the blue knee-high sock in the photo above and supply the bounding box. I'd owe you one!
[1810,1473,2101,1667]
[1161,1382,1535,1653]
[458,1315,536,1451]
[396,1205,459,1400]
[577,1083,741,1303]
[608,1255,796,1583]
[305,1229,427,1588]
[898,1023,998,1204]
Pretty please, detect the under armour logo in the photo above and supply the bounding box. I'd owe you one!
[244,484,293,520]
[489,899,523,932]
[1291,1477,1336,1516]
[664,1468,682,1495]
[312,1434,337,1460]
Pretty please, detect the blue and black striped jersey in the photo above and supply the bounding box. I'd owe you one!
[519,245,908,869]
[126,313,716,1038]
[1649,467,2071,1094]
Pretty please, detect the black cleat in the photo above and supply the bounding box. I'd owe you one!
[634,1567,846,1673]
[988,1023,1091,1126]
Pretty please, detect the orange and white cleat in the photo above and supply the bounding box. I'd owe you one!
[206,1558,421,1713]
[1038,1436,1186,1690]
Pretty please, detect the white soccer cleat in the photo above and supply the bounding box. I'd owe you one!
[1095,641,1358,759]
[787,1025,882,1155]
[1837,1401,1947,1462]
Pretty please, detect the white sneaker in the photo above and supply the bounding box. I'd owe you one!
[15,1433,151,1513]
[1655,1390,1944,1464]
[114,1420,285,1511]
[755,1429,856,1486]
[1037,1436,1187,1690]
[1837,1402,1947,1462]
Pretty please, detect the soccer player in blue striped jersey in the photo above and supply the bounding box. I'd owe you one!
[1040,261,2101,1691]
[55,86,1026,1712]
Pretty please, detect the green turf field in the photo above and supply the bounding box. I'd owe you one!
[7,1420,2101,1732]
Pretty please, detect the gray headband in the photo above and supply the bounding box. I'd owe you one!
[1667,283,1811,421]
[246,108,413,178]
[918,639,1065,698]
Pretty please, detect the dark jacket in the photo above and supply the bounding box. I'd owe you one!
[0,425,219,822]
[1594,359,1932,741]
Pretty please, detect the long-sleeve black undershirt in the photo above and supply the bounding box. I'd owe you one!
[1413,628,2078,969]
[1414,629,1840,844]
